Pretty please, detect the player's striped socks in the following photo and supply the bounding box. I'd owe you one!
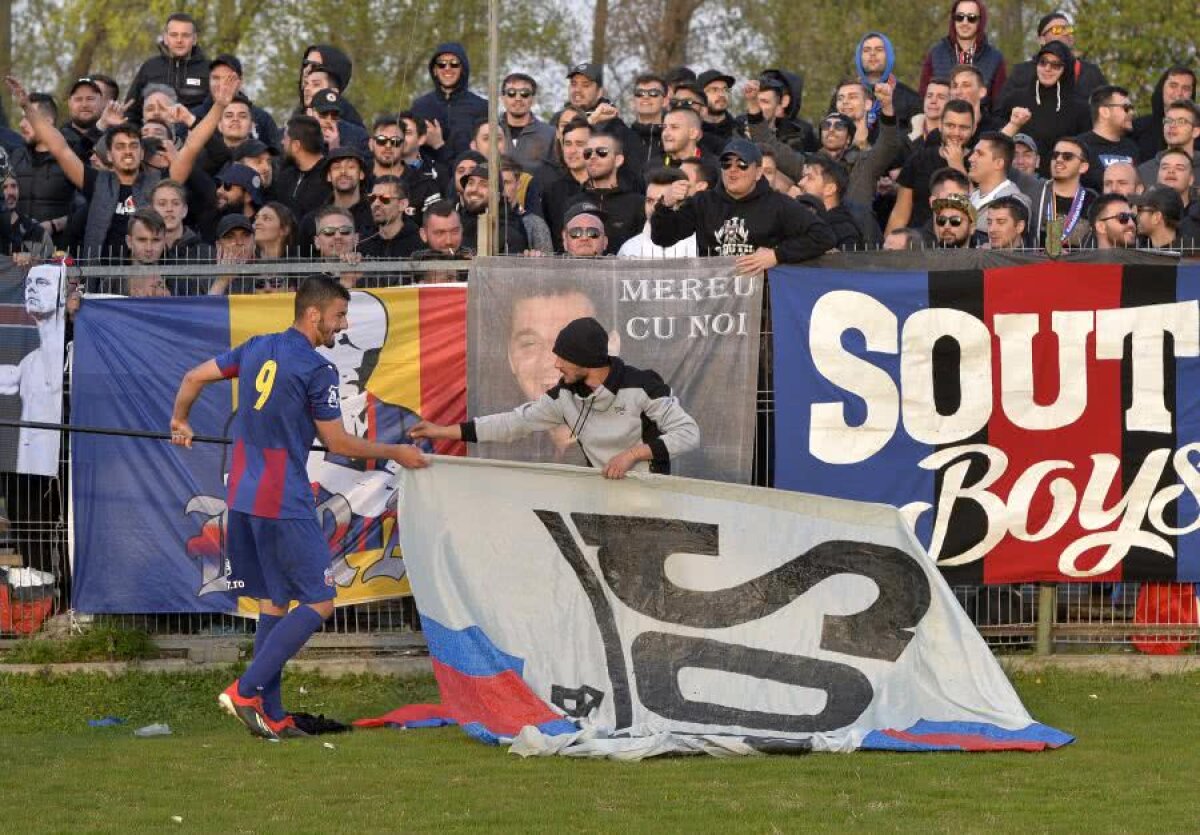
[253,612,285,720]
[238,606,325,710]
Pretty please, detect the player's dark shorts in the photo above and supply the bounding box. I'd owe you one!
[226,511,336,606]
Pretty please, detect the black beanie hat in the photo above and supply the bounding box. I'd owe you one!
[552,317,610,368]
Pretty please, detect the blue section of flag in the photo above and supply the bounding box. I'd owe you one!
[861,720,1074,751]
[71,297,240,613]
[420,616,526,677]
[770,267,937,543]
[1175,265,1200,580]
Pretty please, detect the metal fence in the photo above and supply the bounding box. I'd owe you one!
[6,253,1200,655]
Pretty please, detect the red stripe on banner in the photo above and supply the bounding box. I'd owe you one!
[418,287,467,457]
[425,659,561,736]
[983,264,1125,583]
[252,447,287,518]
[881,729,1052,752]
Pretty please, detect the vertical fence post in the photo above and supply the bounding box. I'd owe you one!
[1036,583,1055,655]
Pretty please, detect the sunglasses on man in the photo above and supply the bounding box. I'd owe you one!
[318,225,355,236]
[369,193,397,204]
[435,59,462,70]
[1050,150,1081,161]
[953,12,980,23]
[935,215,966,228]
[1097,211,1135,225]
[633,89,664,98]
[720,157,751,171]
[372,135,404,147]
[1043,23,1073,37]
[567,227,603,239]
[503,88,533,98]
[582,147,612,159]
[670,98,702,110]
[1037,58,1065,70]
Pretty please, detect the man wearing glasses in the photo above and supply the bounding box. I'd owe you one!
[1027,137,1095,247]
[500,72,555,170]
[628,74,668,167]
[576,133,642,253]
[1077,85,1139,193]
[561,202,608,258]
[1001,13,1107,102]
[1134,68,1196,162]
[931,194,976,248]
[410,42,487,158]
[651,137,835,272]
[1137,101,1200,188]
[1088,194,1136,250]
[358,176,420,260]
[918,1,1008,103]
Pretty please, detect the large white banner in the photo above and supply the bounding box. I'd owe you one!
[387,457,1071,757]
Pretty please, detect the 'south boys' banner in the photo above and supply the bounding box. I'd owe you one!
[468,257,762,483]
[70,287,465,613]
[357,457,1071,757]
[772,262,1200,584]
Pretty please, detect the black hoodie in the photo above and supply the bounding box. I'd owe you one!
[410,42,489,159]
[1133,67,1198,162]
[298,44,365,127]
[650,177,836,262]
[996,42,1091,176]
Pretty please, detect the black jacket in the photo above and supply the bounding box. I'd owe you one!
[995,43,1092,176]
[299,44,365,127]
[460,202,528,255]
[14,148,76,228]
[575,182,645,254]
[269,158,333,225]
[1133,68,1197,163]
[650,178,837,262]
[129,43,210,111]
[410,42,488,158]
[542,172,586,252]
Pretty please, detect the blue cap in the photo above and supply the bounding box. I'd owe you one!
[720,137,763,165]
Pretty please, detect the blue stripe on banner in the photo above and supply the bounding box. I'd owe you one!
[861,720,1075,751]
[1175,265,1200,580]
[770,267,937,541]
[420,616,526,677]
[72,296,240,613]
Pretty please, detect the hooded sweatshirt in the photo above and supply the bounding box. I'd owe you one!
[298,44,365,127]
[1133,68,1198,162]
[745,68,817,153]
[128,41,210,112]
[996,42,1090,176]
[650,177,836,262]
[410,42,489,159]
[854,32,921,127]
[919,0,1008,102]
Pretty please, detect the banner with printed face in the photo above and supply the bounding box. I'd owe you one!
[0,262,66,477]
[772,262,1200,584]
[70,287,466,613]
[467,257,762,484]
[356,457,1071,757]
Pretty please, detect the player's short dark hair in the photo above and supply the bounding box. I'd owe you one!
[286,115,324,154]
[104,122,142,144]
[927,76,951,90]
[665,105,703,128]
[295,275,350,318]
[987,194,1029,225]
[561,117,591,138]
[314,204,355,228]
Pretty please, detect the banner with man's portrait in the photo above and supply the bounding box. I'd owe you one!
[0,262,66,477]
[467,257,763,483]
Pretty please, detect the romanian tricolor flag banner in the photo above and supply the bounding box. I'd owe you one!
[70,286,465,613]
[772,262,1200,584]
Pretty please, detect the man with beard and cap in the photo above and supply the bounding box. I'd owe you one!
[187,55,281,152]
[854,33,921,127]
[1001,12,1107,102]
[298,45,365,127]
[60,77,104,160]
[1137,100,1200,188]
[456,165,529,254]
[996,41,1090,177]
[1133,67,1196,163]
[410,42,488,159]
[651,137,836,270]
[297,146,372,249]
[931,193,976,248]
[698,69,737,141]
[128,13,210,112]
[309,89,369,158]
[215,162,263,221]
[411,316,700,479]
[919,1,1007,103]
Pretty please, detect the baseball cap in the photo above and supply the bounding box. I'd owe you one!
[698,69,735,89]
[311,88,343,115]
[931,193,978,222]
[69,77,103,96]
[459,165,489,189]
[325,145,364,166]
[664,66,696,87]
[216,214,254,239]
[232,138,275,160]
[1012,133,1039,153]
[1131,186,1184,224]
[720,137,763,165]
[567,62,603,86]
[563,200,607,227]
[216,162,264,206]
[210,54,243,77]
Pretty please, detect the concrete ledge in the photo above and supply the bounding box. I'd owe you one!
[1001,654,1200,678]
[0,656,433,678]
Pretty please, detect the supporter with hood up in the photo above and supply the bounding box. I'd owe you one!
[854,32,921,127]
[1132,67,1196,163]
[411,42,489,159]
[997,41,1089,177]
[298,45,365,128]
[1001,12,1107,102]
[743,70,816,154]
[919,1,1007,103]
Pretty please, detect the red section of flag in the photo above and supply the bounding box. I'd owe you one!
[879,729,1053,752]
[419,287,467,457]
[983,264,1124,582]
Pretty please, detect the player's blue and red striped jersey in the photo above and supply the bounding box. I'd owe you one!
[214,328,341,519]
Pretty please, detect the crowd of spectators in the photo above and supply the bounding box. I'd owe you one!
[0,3,1197,296]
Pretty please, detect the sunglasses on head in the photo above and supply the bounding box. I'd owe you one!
[435,59,462,69]
[318,225,355,236]
[720,157,751,170]
[1051,150,1080,161]
[633,88,664,98]
[935,215,966,227]
[582,147,612,159]
[373,135,403,147]
[503,88,533,98]
[567,227,602,239]
[369,193,395,204]
[1098,211,1135,224]
[1043,23,1073,37]
[953,12,980,23]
